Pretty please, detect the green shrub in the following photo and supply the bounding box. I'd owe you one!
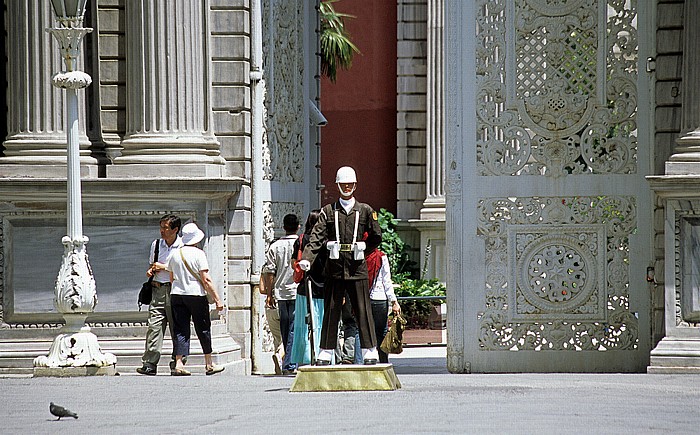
[377,209,446,328]
[377,208,417,279]
[395,278,446,328]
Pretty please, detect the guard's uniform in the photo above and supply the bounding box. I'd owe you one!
[303,200,382,350]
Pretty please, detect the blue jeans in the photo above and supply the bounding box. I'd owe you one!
[278,299,297,371]
[371,300,390,363]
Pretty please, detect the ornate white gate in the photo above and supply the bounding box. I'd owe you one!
[446,0,653,372]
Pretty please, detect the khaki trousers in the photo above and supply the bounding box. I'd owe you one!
[265,305,284,360]
[141,283,176,367]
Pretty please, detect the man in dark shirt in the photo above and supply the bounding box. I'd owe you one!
[298,166,382,365]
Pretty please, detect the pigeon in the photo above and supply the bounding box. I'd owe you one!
[49,402,78,420]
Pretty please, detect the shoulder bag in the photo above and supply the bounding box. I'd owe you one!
[180,248,215,304]
[138,239,160,310]
[292,234,305,284]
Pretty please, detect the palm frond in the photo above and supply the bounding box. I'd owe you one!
[319,0,360,82]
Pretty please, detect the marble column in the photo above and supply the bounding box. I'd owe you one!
[420,0,446,220]
[415,0,446,281]
[109,0,224,177]
[665,1,700,175]
[0,0,96,177]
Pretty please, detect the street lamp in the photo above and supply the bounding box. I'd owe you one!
[34,0,116,374]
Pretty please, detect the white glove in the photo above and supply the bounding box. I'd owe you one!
[298,260,311,271]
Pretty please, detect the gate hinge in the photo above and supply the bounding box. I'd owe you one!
[646,57,656,73]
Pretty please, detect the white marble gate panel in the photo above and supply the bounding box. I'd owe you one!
[478,196,638,352]
[446,0,653,372]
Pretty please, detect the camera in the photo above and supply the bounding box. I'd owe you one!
[308,99,327,127]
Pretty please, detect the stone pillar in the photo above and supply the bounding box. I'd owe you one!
[648,1,700,373]
[421,0,445,220]
[0,0,96,177]
[109,0,224,177]
[414,0,446,281]
[665,1,700,175]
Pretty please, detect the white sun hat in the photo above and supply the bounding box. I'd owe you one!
[181,222,205,246]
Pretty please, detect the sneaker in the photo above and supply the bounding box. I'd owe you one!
[136,365,157,376]
[282,368,297,375]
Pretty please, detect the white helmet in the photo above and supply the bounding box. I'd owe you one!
[335,166,357,183]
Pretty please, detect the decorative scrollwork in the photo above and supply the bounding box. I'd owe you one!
[478,196,638,351]
[476,0,638,177]
[262,0,304,183]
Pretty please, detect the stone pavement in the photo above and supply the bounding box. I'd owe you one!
[2,345,700,434]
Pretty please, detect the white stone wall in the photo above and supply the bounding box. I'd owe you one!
[652,0,684,347]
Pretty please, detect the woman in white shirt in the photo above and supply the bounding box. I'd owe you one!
[366,248,401,363]
[165,222,225,376]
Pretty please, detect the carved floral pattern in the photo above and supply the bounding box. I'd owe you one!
[478,196,638,351]
[262,0,304,183]
[476,0,637,177]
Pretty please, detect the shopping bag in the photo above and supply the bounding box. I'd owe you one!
[380,312,407,354]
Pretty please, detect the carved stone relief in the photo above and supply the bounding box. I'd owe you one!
[477,196,638,351]
[263,201,304,242]
[262,0,305,183]
[475,0,638,177]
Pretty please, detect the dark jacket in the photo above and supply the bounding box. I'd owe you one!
[293,234,326,298]
[302,200,382,280]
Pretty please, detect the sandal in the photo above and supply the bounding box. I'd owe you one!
[206,365,225,376]
[171,368,191,376]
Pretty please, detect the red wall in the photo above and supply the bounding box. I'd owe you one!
[320,1,397,214]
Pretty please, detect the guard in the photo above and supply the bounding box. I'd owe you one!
[298,166,382,365]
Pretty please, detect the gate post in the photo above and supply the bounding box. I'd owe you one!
[647,1,700,373]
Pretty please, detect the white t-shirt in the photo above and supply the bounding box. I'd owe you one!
[262,234,298,301]
[150,237,184,284]
[166,246,210,297]
[369,255,397,302]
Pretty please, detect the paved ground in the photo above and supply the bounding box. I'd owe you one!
[2,345,700,434]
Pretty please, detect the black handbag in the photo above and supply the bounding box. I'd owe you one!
[138,239,160,311]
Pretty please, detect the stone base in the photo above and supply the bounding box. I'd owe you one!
[107,163,224,178]
[665,161,700,175]
[647,337,700,373]
[0,164,99,178]
[290,364,401,392]
[34,365,117,377]
[0,325,245,376]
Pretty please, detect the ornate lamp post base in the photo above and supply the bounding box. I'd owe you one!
[34,1,117,376]
[34,314,117,376]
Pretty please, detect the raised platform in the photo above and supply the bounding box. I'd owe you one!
[290,363,401,392]
[34,365,117,377]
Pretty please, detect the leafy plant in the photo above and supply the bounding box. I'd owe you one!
[376,209,446,328]
[320,0,360,83]
[396,278,446,328]
[377,208,417,279]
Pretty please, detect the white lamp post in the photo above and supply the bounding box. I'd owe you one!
[34,0,116,374]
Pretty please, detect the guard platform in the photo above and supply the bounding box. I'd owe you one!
[290,363,401,392]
